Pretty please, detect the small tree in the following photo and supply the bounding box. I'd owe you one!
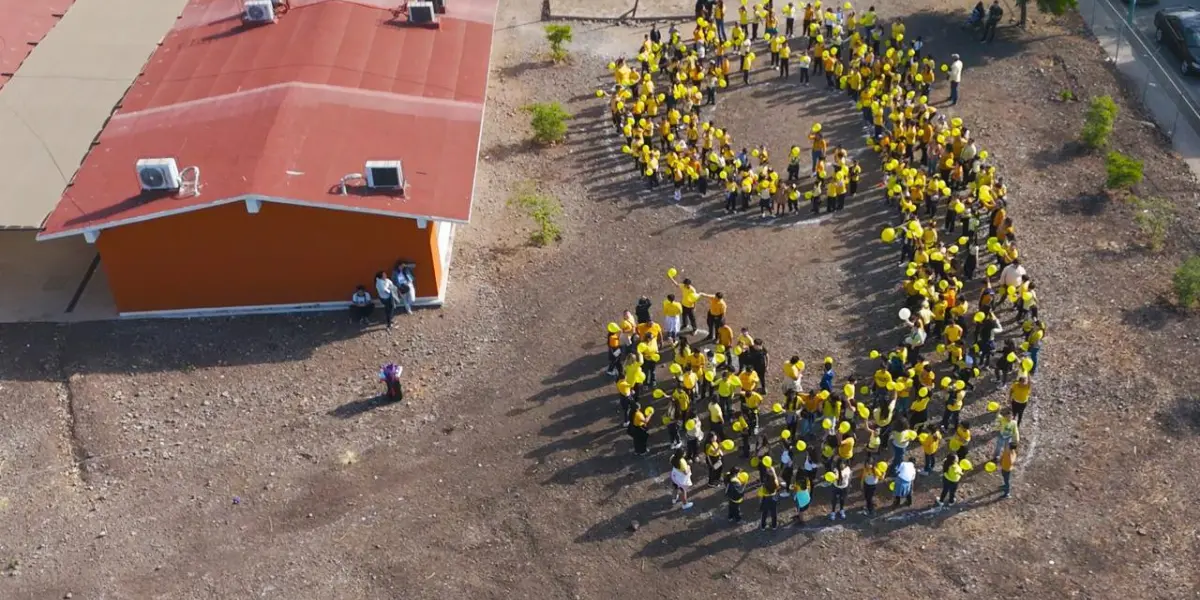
[1016,0,1078,28]
[1130,196,1173,251]
[1105,151,1143,190]
[524,102,570,144]
[1173,255,1200,308]
[544,24,573,62]
[1081,95,1118,150]
[508,182,562,247]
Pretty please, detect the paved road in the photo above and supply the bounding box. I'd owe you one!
[1101,0,1200,113]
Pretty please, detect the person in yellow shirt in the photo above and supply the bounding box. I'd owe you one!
[701,291,728,341]
[1009,374,1032,424]
[1000,442,1017,498]
[919,425,942,474]
[662,293,683,343]
[783,1,796,36]
[704,431,725,486]
[778,37,792,78]
[668,275,701,332]
[937,453,962,505]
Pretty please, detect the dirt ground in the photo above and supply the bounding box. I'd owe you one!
[2,0,1200,598]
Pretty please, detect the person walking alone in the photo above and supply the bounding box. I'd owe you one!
[948,53,963,106]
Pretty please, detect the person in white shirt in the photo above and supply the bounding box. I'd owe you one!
[391,262,416,314]
[349,285,373,324]
[948,53,963,105]
[999,259,1026,289]
[375,271,398,328]
[892,460,916,507]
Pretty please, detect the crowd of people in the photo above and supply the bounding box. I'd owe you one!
[599,1,1046,528]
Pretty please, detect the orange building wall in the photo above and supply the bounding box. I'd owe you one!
[95,201,442,313]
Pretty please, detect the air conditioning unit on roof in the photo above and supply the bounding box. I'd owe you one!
[136,158,182,191]
[408,1,437,24]
[243,0,276,24]
[365,160,405,190]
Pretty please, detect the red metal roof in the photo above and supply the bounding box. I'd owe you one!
[39,0,497,239]
[0,0,77,90]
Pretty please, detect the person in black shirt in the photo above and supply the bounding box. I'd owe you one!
[981,0,1002,43]
[725,469,746,522]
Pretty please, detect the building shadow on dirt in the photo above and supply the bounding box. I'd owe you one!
[0,316,370,382]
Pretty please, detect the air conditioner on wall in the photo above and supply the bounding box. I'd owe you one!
[243,0,276,24]
[136,158,182,191]
[408,1,436,24]
[365,160,404,190]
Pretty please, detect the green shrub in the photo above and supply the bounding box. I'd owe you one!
[1081,95,1118,150]
[524,102,570,145]
[1174,255,1200,308]
[508,183,562,246]
[1105,151,1143,190]
[544,24,573,62]
[1130,196,1172,251]
[1060,89,1075,101]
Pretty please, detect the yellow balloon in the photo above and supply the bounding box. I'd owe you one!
[987,401,1000,412]
[606,322,619,333]
[795,441,807,452]
[959,459,973,471]
[939,377,952,389]
[1006,352,1017,363]
[685,419,696,430]
[869,350,881,359]
[732,421,744,432]
[838,421,851,434]
[881,227,897,243]
[661,416,672,426]
[824,471,837,483]
[737,471,750,484]
[1021,357,1034,372]
[669,363,683,375]
[772,403,784,414]
[721,439,736,451]
[821,418,833,430]
[750,457,760,467]
[653,389,666,399]
[857,403,869,419]
[667,267,678,278]
[762,456,773,468]
[781,429,792,440]
[985,462,998,473]
[974,311,987,323]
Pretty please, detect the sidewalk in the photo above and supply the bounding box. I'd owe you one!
[1077,0,1200,177]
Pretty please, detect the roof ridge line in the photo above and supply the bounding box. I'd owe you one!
[112,81,484,122]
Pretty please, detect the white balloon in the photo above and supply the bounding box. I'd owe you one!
[898,308,912,321]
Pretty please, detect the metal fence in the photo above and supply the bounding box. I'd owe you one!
[1077,0,1200,151]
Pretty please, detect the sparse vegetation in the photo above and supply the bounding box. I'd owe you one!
[1129,196,1173,251]
[1060,89,1075,101]
[1105,151,1143,190]
[508,182,562,246]
[1174,255,1200,308]
[1016,0,1080,28]
[1081,95,1118,150]
[524,102,571,145]
[544,24,573,63]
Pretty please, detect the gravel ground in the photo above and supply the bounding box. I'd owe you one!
[1,1,1198,598]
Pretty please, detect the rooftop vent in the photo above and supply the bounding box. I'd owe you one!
[136,158,181,191]
[407,1,437,25]
[243,0,276,24]
[365,160,405,191]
